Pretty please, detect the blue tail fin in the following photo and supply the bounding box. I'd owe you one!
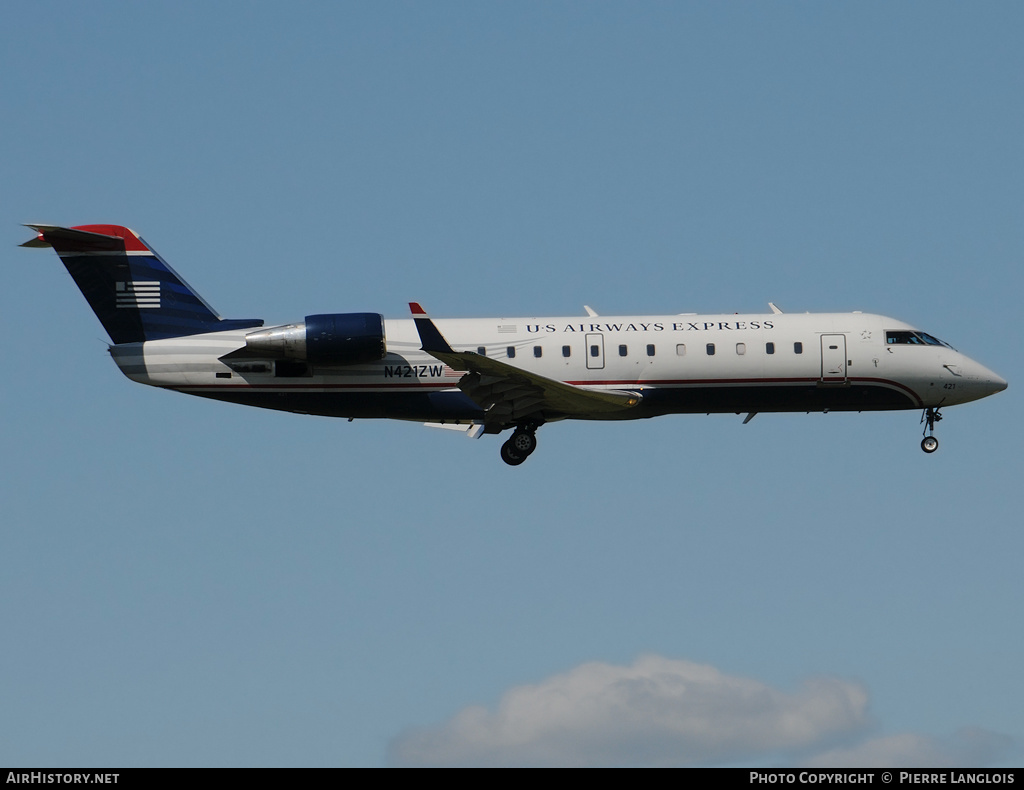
[23,224,262,344]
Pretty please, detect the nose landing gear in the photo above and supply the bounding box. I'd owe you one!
[920,407,943,453]
[500,424,539,466]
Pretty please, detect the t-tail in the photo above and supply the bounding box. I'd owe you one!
[22,224,262,343]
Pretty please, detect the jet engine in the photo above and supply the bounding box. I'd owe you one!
[242,313,386,365]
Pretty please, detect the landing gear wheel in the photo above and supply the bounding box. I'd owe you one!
[500,440,527,466]
[920,407,943,454]
[500,426,539,466]
[510,429,537,457]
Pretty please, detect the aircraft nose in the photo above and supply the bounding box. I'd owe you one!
[950,356,1007,403]
[971,364,1008,398]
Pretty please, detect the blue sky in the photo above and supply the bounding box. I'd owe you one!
[2,1,1021,767]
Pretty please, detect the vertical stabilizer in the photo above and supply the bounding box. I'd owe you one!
[22,224,262,343]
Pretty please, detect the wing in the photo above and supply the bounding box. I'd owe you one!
[409,303,641,427]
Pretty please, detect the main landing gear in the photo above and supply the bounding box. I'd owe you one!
[500,425,539,466]
[920,407,943,453]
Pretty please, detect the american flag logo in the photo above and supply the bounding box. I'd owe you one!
[116,281,160,309]
[444,366,463,378]
[497,325,517,334]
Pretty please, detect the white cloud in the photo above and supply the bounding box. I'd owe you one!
[388,655,871,767]
[801,728,1017,768]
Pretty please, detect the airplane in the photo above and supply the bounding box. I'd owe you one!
[23,223,1008,465]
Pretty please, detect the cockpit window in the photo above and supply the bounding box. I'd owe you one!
[920,332,953,348]
[886,331,953,349]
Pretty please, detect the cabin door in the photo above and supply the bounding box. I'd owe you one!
[586,333,605,370]
[820,334,848,384]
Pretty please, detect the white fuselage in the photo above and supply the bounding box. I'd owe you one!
[108,311,1006,424]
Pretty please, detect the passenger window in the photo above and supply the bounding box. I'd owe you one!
[562,345,571,358]
[794,342,803,354]
[618,344,627,357]
[507,346,516,359]
[533,346,542,358]
[676,344,686,356]
[706,343,716,356]
[736,343,746,355]
[477,346,486,356]
[766,342,775,355]
[646,344,655,357]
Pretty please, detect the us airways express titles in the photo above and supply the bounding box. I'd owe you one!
[24,224,1007,465]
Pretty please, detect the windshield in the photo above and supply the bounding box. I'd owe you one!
[886,330,954,349]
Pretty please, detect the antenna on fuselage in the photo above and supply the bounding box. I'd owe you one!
[584,305,599,317]
[768,302,784,314]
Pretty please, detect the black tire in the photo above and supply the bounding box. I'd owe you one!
[921,436,939,453]
[501,440,527,466]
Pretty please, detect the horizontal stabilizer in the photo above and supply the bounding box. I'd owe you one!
[21,224,129,251]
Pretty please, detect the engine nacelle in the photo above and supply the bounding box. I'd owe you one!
[243,312,386,365]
